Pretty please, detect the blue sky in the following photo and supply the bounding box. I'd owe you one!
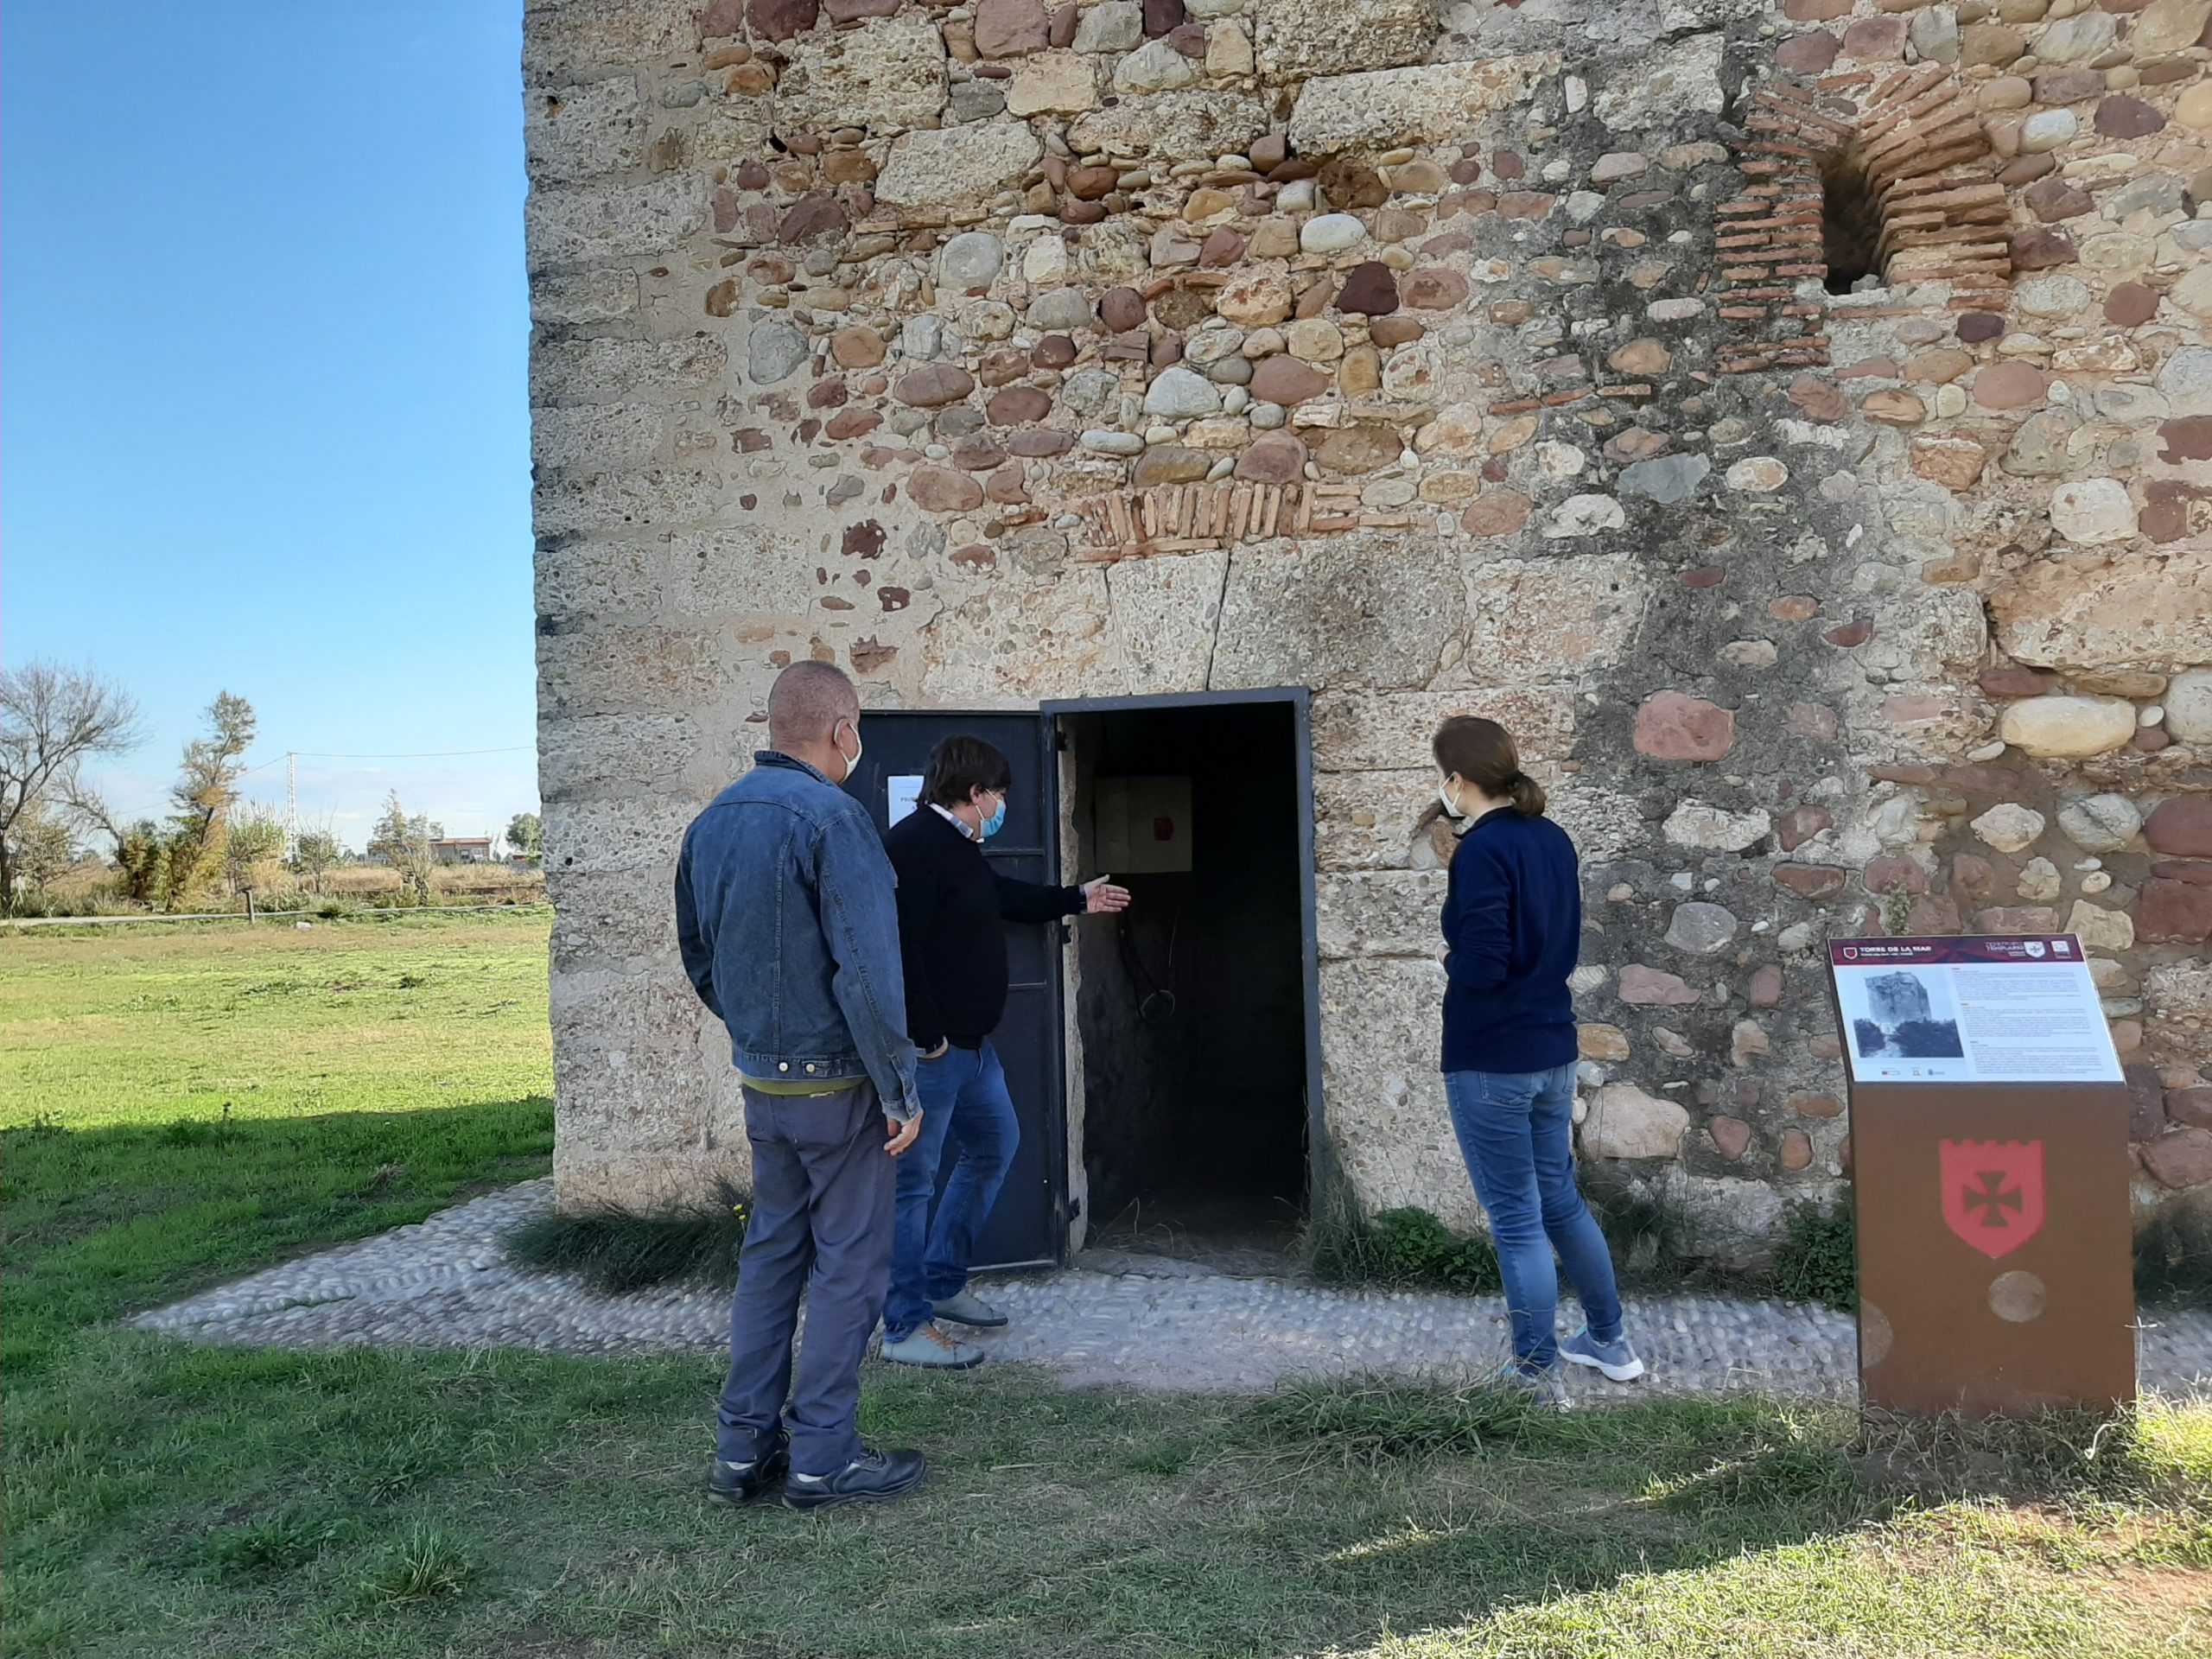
[5,1,537,848]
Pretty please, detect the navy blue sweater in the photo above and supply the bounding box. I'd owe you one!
[1440,807,1582,1075]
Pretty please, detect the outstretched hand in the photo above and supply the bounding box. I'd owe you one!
[1083,875,1132,915]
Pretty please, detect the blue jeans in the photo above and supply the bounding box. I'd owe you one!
[1445,1063,1624,1374]
[882,1041,1018,1343]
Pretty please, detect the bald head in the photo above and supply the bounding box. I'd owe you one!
[767,660,859,752]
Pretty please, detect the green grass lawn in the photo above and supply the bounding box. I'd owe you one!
[0,913,557,1377]
[4,913,2209,1657]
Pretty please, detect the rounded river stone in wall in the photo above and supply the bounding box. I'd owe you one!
[747,321,810,385]
[1027,287,1095,331]
[1249,356,1332,404]
[986,386,1052,425]
[906,467,985,512]
[1663,901,1738,956]
[1315,426,1400,474]
[1335,261,1400,315]
[1300,213,1366,253]
[939,232,1006,288]
[1233,431,1306,483]
[895,364,976,407]
[1099,287,1147,332]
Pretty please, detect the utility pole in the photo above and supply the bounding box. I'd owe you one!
[284,752,298,861]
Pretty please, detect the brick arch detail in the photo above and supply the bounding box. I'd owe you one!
[1720,64,2015,377]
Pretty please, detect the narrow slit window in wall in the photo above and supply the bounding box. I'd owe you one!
[1820,142,1885,296]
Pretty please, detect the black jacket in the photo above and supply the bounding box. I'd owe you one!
[885,804,1083,1050]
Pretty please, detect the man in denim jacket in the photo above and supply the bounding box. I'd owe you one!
[677,661,929,1510]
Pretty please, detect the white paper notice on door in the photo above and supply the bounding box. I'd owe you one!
[1827,935,2122,1086]
[887,773,925,826]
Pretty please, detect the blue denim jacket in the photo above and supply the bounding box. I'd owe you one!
[675,752,921,1120]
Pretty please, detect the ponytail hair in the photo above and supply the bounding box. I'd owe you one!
[1432,715,1547,817]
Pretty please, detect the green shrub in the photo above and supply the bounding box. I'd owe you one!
[504,1180,750,1293]
[1367,1207,1503,1292]
[1772,1202,1858,1313]
[1300,1177,1501,1294]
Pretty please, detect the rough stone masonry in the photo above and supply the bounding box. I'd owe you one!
[525,0,2212,1260]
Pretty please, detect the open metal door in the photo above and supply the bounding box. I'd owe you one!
[842,711,1067,1269]
[1041,687,1325,1214]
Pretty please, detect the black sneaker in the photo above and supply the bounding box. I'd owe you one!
[782,1446,927,1512]
[706,1430,790,1505]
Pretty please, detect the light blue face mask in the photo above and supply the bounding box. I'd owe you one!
[980,797,1007,839]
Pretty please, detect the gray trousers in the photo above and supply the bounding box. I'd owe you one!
[715,1080,894,1476]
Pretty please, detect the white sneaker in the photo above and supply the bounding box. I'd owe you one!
[880,1322,985,1370]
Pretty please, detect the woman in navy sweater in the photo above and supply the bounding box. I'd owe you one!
[1431,715,1643,1402]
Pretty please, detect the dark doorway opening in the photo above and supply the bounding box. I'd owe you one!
[1820,142,1885,296]
[1057,697,1313,1268]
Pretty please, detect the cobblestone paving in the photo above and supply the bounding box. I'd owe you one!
[135,1180,2212,1402]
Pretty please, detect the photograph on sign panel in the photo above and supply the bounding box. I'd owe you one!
[1839,966,1965,1065]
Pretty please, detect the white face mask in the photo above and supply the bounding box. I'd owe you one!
[833,720,862,782]
[1439,775,1466,820]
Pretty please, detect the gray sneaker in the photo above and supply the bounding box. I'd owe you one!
[880,1322,985,1370]
[1559,1326,1646,1382]
[931,1289,1007,1329]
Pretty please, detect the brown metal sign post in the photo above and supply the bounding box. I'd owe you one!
[1828,935,2135,1418]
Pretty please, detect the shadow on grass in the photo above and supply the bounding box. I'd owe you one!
[0,1098,553,1374]
[7,1344,2204,1659]
[0,1346,1873,1659]
[7,1109,2204,1658]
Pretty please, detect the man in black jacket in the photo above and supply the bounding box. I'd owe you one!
[880,735,1129,1368]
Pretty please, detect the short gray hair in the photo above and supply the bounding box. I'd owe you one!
[766,660,858,750]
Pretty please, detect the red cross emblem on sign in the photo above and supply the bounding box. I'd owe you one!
[1939,1140,2045,1260]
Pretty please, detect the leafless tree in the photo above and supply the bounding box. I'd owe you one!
[0,663,142,910]
[4,806,77,897]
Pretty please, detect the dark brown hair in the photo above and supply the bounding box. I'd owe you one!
[1433,715,1546,817]
[923,734,1013,810]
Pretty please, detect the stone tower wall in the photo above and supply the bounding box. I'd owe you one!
[525,0,2212,1250]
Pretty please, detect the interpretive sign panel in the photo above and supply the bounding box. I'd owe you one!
[1828,936,2135,1418]
[1831,935,2122,1086]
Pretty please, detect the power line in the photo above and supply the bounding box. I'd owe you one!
[289,746,534,760]
[236,744,533,775]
